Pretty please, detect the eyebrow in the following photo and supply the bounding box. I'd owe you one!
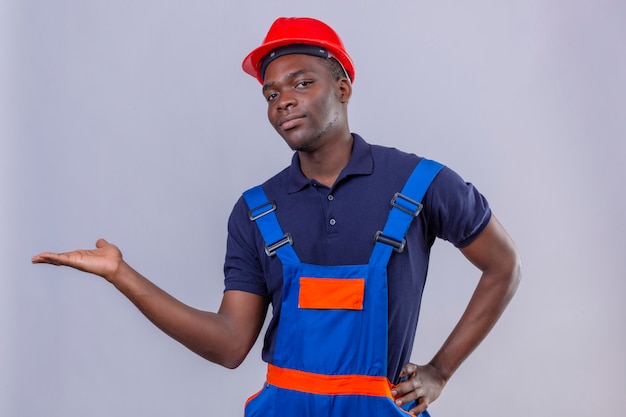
[262,69,312,93]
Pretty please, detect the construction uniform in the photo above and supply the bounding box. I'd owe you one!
[224,134,491,416]
[241,156,442,416]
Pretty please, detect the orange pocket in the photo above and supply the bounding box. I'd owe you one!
[298,277,365,310]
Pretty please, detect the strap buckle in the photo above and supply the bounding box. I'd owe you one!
[265,233,293,257]
[374,231,406,253]
[248,201,277,221]
[391,192,423,217]
[247,199,294,257]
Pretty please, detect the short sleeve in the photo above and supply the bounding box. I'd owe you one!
[223,196,269,297]
[424,166,492,248]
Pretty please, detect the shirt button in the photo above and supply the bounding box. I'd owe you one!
[329,218,336,226]
[327,194,334,201]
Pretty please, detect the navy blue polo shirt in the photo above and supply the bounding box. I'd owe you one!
[224,133,491,383]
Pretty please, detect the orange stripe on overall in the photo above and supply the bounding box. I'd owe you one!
[266,364,394,397]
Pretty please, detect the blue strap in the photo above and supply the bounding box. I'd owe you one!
[243,158,443,268]
[243,185,300,265]
[369,158,444,267]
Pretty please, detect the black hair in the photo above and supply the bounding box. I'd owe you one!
[318,56,349,81]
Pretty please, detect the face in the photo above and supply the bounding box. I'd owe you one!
[262,54,350,152]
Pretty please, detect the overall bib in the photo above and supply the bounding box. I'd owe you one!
[242,159,443,417]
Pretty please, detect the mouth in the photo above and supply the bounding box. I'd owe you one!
[278,114,305,131]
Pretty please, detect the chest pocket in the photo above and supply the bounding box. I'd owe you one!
[298,277,365,310]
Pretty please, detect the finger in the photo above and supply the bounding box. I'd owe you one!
[31,252,61,265]
[33,250,85,268]
[395,391,421,409]
[399,362,418,378]
[393,382,424,409]
[32,253,45,263]
[409,396,429,416]
[95,238,108,248]
[392,379,416,398]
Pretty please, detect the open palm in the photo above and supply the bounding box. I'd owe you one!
[32,238,123,282]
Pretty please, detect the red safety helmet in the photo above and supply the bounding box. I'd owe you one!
[242,17,355,84]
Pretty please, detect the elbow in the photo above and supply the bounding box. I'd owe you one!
[220,337,256,369]
[220,354,247,370]
[199,344,250,370]
[200,354,246,370]
[505,249,522,299]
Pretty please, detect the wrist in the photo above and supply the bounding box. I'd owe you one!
[427,360,453,384]
[106,259,130,286]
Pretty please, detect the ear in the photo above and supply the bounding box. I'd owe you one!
[336,77,352,104]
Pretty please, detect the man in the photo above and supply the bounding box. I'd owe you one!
[32,17,520,416]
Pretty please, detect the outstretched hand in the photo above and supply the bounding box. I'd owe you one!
[391,362,446,416]
[32,238,123,282]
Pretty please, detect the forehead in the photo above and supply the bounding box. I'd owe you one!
[262,54,328,84]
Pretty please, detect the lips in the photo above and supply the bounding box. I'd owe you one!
[278,114,305,130]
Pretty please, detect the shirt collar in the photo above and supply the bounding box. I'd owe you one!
[288,133,374,193]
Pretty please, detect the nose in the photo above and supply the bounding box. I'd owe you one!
[277,91,296,111]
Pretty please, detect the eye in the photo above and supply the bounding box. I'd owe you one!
[296,80,313,89]
[265,92,278,103]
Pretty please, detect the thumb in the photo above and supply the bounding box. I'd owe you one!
[95,238,109,248]
[399,362,417,378]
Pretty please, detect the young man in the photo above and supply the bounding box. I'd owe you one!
[32,17,520,416]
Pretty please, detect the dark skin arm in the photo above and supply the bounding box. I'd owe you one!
[31,239,268,369]
[32,214,519,407]
[391,215,521,415]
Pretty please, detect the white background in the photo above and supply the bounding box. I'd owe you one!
[2,1,624,416]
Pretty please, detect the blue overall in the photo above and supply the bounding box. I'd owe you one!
[242,159,443,417]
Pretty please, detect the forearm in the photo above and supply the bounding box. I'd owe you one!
[109,261,260,368]
[392,264,520,415]
[429,266,520,381]
[32,240,267,368]
[429,215,521,381]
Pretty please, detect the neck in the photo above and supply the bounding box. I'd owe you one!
[298,132,353,188]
